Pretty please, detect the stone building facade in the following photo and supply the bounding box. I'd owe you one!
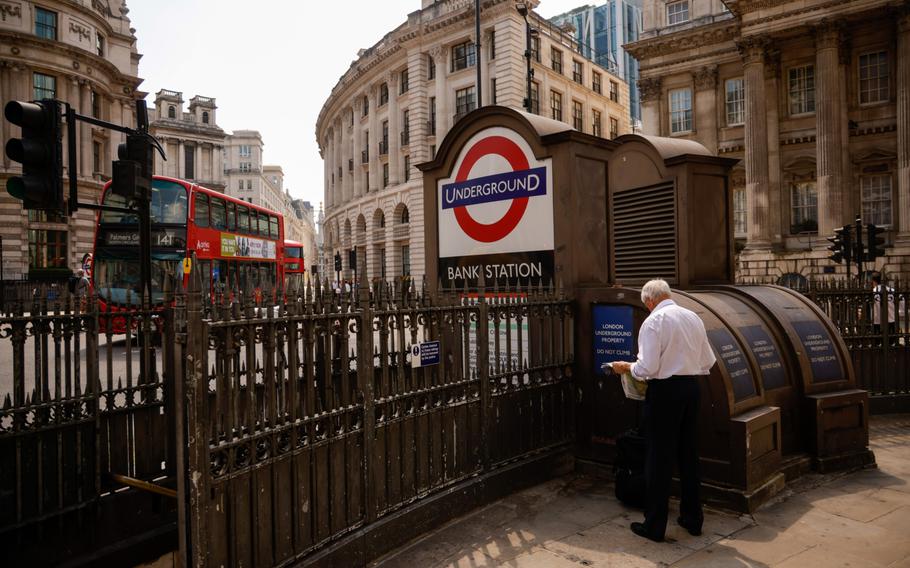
[626,0,910,282]
[0,0,143,279]
[317,0,631,284]
[149,89,225,191]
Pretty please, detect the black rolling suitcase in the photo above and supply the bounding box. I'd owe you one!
[614,428,647,508]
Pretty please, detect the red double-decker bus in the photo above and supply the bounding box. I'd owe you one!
[283,239,304,288]
[92,176,285,314]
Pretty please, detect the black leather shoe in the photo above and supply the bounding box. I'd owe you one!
[676,516,702,536]
[630,522,664,542]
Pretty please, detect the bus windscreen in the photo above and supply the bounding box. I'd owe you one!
[94,251,183,305]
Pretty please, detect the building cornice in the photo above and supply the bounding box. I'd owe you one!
[0,31,143,95]
[625,20,738,61]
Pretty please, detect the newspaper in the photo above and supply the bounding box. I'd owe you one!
[602,362,648,401]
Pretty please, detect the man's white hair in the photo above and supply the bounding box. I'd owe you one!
[641,279,672,304]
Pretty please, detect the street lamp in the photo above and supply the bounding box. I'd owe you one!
[516,2,537,114]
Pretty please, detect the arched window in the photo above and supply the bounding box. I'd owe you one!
[400,206,409,224]
[202,111,209,124]
[168,105,176,119]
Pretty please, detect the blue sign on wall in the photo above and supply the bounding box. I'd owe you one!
[707,328,757,402]
[791,320,842,383]
[593,305,635,374]
[411,340,441,368]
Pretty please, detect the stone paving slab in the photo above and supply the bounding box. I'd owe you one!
[373,414,910,567]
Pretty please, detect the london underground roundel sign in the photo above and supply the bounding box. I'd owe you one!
[438,126,554,288]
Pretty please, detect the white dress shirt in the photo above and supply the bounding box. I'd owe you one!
[631,299,716,380]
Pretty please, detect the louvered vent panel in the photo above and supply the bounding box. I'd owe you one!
[613,183,677,281]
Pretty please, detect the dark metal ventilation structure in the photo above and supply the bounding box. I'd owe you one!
[612,181,677,282]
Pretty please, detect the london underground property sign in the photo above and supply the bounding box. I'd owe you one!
[438,127,554,288]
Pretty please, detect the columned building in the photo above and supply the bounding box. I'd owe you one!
[626,0,910,282]
[0,0,143,279]
[149,89,226,191]
[317,0,631,285]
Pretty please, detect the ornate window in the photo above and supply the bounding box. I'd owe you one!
[33,73,56,100]
[531,36,541,62]
[530,82,540,114]
[572,100,583,131]
[610,116,619,138]
[593,71,602,94]
[401,245,411,277]
[202,111,210,124]
[788,65,815,115]
[859,51,889,104]
[35,8,57,40]
[362,95,369,117]
[725,78,745,126]
[550,90,563,122]
[667,1,689,25]
[427,55,436,79]
[733,188,746,236]
[28,229,67,269]
[551,48,563,73]
[609,80,619,102]
[669,88,692,133]
[168,105,176,119]
[400,69,409,94]
[96,33,105,56]
[451,41,476,71]
[592,109,602,137]
[790,181,818,234]
[572,60,583,84]
[861,174,892,227]
[455,86,476,118]
[379,83,389,106]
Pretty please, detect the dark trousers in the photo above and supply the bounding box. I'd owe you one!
[642,375,702,538]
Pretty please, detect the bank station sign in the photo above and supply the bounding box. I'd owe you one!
[438,127,554,288]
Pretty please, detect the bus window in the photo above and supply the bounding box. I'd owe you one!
[226,202,236,231]
[239,205,250,233]
[258,213,269,236]
[211,198,226,230]
[152,181,188,224]
[195,194,210,228]
[270,216,279,239]
[213,259,228,293]
[249,210,259,235]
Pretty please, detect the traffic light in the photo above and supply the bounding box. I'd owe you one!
[827,225,851,265]
[112,132,153,200]
[866,223,886,261]
[334,253,342,272]
[4,100,64,212]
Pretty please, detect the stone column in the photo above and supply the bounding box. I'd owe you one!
[334,121,343,205]
[764,49,784,245]
[353,100,364,198]
[898,11,910,239]
[740,37,772,249]
[815,22,846,237]
[388,72,401,186]
[323,138,331,209]
[178,140,185,179]
[693,65,718,153]
[341,114,351,202]
[368,87,379,192]
[0,63,10,168]
[432,46,449,138]
[326,130,335,208]
[638,77,661,136]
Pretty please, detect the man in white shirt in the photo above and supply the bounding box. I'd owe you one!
[870,272,901,336]
[611,279,716,542]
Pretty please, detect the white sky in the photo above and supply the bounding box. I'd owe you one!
[127,0,586,209]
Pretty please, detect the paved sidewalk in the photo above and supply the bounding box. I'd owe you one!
[373,415,910,568]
